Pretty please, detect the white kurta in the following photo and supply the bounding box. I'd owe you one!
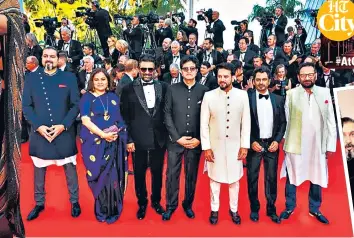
[280,92,328,188]
[200,87,251,184]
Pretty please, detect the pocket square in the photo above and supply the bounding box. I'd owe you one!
[197,101,202,104]
[59,84,67,88]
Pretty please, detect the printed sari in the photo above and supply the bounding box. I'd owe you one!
[79,91,128,223]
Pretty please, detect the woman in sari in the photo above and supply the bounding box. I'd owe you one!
[0,0,26,237]
[80,68,128,223]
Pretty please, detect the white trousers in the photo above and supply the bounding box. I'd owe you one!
[210,179,240,212]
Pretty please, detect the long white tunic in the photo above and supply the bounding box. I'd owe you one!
[200,87,251,184]
[280,92,328,188]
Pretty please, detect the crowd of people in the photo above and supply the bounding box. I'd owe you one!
[1,0,353,237]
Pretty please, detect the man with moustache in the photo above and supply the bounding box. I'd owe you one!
[247,66,286,223]
[163,55,208,221]
[342,117,354,205]
[200,63,250,225]
[120,54,168,219]
[279,62,337,224]
[23,46,81,221]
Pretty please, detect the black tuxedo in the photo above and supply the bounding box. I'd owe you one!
[124,26,143,60]
[164,53,186,73]
[92,8,112,57]
[197,50,224,68]
[115,74,134,96]
[196,73,218,90]
[206,19,226,48]
[234,50,257,71]
[273,15,288,47]
[247,90,286,215]
[162,72,182,85]
[57,40,83,71]
[120,79,168,207]
[155,27,174,47]
[27,45,43,66]
[77,70,92,93]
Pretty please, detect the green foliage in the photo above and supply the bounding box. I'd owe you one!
[248,0,303,21]
[24,0,185,42]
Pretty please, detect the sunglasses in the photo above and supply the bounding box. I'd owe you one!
[140,67,154,73]
[181,67,197,72]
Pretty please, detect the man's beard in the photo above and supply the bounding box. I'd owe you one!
[142,74,153,82]
[45,62,55,71]
[219,82,231,90]
[300,81,315,89]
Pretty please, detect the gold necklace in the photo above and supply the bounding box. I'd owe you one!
[97,93,110,121]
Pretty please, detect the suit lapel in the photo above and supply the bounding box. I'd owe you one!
[153,80,162,116]
[269,93,277,127]
[133,79,150,116]
[251,91,259,126]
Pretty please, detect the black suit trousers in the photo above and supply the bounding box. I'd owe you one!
[166,145,201,211]
[98,33,110,58]
[132,146,165,206]
[247,140,279,215]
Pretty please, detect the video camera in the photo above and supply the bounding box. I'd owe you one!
[196,8,213,22]
[257,13,274,28]
[113,13,133,26]
[33,17,61,35]
[231,20,243,32]
[139,12,160,25]
[171,12,185,23]
[75,7,96,28]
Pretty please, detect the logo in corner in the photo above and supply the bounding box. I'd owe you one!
[317,0,354,41]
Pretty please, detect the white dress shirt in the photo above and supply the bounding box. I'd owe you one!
[62,40,71,55]
[200,73,209,85]
[256,90,273,139]
[172,54,181,67]
[59,64,67,71]
[141,79,156,109]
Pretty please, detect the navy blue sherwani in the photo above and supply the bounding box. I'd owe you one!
[23,68,80,160]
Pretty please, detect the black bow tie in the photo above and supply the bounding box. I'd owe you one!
[142,82,154,86]
[259,94,269,100]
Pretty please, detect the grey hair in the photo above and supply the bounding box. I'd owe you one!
[169,63,180,70]
[83,55,94,63]
[26,33,38,46]
[164,18,172,26]
[171,40,180,47]
[26,56,39,66]
[61,27,72,35]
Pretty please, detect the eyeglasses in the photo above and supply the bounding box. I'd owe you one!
[181,67,197,72]
[140,67,154,73]
[299,73,315,79]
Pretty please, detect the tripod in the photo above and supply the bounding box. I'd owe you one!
[43,32,57,47]
[141,24,157,55]
[83,27,101,53]
[259,27,268,50]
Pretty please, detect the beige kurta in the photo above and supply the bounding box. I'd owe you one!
[280,86,337,188]
[200,87,251,184]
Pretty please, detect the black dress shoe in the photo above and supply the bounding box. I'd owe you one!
[137,206,147,220]
[71,202,81,217]
[250,212,259,222]
[209,211,218,225]
[162,209,174,221]
[280,209,294,220]
[229,210,241,224]
[27,205,44,221]
[184,208,195,219]
[309,211,329,224]
[267,214,281,224]
[151,203,165,215]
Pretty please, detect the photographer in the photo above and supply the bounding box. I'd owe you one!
[233,20,250,51]
[89,1,112,57]
[293,25,307,56]
[271,6,288,47]
[176,17,198,43]
[204,11,226,49]
[244,30,260,54]
[59,18,75,40]
[122,16,143,60]
[155,18,174,47]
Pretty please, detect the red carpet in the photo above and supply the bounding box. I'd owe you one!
[20,140,353,237]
